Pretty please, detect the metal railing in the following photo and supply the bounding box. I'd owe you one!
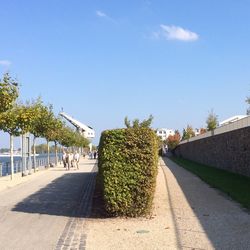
[0,156,58,177]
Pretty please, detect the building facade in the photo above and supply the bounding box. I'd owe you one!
[156,128,175,141]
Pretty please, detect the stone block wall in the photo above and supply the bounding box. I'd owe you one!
[174,126,250,177]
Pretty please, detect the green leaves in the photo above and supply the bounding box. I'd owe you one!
[206,109,218,131]
[57,126,89,148]
[124,115,154,128]
[0,73,19,113]
[0,103,37,136]
[0,108,21,136]
[98,127,158,217]
[246,97,250,115]
[182,125,195,140]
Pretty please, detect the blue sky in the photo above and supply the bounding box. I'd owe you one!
[0,0,250,147]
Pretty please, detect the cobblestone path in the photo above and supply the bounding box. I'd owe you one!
[55,166,96,250]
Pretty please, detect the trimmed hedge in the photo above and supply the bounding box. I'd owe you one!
[98,127,158,217]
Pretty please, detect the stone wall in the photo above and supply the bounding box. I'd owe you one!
[174,126,250,177]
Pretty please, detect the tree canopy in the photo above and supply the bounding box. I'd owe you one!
[0,73,19,113]
[182,125,195,140]
[58,126,89,148]
[124,115,153,128]
[0,102,40,136]
[0,79,90,150]
[246,97,250,115]
[166,130,181,150]
[206,109,218,131]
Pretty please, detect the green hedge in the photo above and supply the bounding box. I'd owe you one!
[98,127,158,217]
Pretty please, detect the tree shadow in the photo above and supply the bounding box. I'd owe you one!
[12,172,97,218]
[162,157,250,249]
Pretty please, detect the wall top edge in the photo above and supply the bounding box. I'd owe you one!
[179,116,250,145]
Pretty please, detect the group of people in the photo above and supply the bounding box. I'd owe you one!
[88,150,98,159]
[62,151,80,170]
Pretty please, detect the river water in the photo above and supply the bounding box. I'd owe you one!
[0,153,61,163]
[0,153,62,177]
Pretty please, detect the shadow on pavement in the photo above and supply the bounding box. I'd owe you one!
[12,172,96,218]
[162,157,250,249]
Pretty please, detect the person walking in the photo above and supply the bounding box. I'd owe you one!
[74,151,80,169]
[68,152,73,168]
[65,151,70,170]
[62,151,67,168]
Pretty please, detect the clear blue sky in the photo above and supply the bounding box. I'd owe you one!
[0,0,250,147]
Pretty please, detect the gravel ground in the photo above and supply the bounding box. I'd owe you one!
[86,161,178,250]
[86,158,250,250]
[162,157,250,249]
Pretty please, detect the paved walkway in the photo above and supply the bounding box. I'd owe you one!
[161,158,250,249]
[1,157,250,249]
[86,158,250,250]
[0,158,97,250]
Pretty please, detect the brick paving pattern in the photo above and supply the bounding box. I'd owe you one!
[55,168,96,250]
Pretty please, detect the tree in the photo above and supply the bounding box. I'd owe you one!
[140,114,154,128]
[58,126,89,149]
[45,117,64,166]
[206,109,218,131]
[124,115,153,128]
[0,107,23,137]
[0,107,21,179]
[28,99,49,170]
[15,103,39,174]
[0,73,19,178]
[182,125,195,140]
[166,130,181,150]
[200,128,207,134]
[124,116,131,128]
[0,102,37,177]
[0,73,19,113]
[42,112,63,166]
[29,101,59,168]
[246,97,250,115]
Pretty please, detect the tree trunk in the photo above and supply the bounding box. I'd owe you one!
[33,137,36,172]
[28,133,32,175]
[10,134,14,180]
[55,141,58,166]
[47,141,50,167]
[22,134,27,176]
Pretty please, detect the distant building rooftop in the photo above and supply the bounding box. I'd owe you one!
[219,115,249,126]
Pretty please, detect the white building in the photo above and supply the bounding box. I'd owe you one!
[219,115,249,127]
[194,128,201,136]
[156,128,175,141]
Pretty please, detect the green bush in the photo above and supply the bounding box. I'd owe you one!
[98,127,158,217]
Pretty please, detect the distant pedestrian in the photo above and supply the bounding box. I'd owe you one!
[94,151,97,159]
[89,151,93,159]
[65,151,70,170]
[68,152,74,168]
[74,151,80,169]
[62,151,67,168]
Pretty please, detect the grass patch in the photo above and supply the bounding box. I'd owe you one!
[171,157,250,210]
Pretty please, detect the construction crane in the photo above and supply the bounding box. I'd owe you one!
[59,112,95,140]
